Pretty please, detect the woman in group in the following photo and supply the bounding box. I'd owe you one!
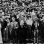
[9,16,19,43]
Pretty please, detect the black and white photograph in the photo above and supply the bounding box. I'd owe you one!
[0,0,44,44]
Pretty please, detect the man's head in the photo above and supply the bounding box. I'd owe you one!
[12,17,15,22]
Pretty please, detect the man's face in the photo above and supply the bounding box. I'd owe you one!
[32,10,35,13]
[31,10,36,15]
[6,18,10,22]
[12,17,15,21]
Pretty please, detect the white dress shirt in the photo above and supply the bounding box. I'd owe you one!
[26,18,33,26]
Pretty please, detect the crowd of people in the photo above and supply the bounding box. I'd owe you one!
[0,0,44,43]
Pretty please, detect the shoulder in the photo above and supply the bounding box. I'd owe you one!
[10,22,13,25]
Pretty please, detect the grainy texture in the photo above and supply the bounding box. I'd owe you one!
[0,0,44,44]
